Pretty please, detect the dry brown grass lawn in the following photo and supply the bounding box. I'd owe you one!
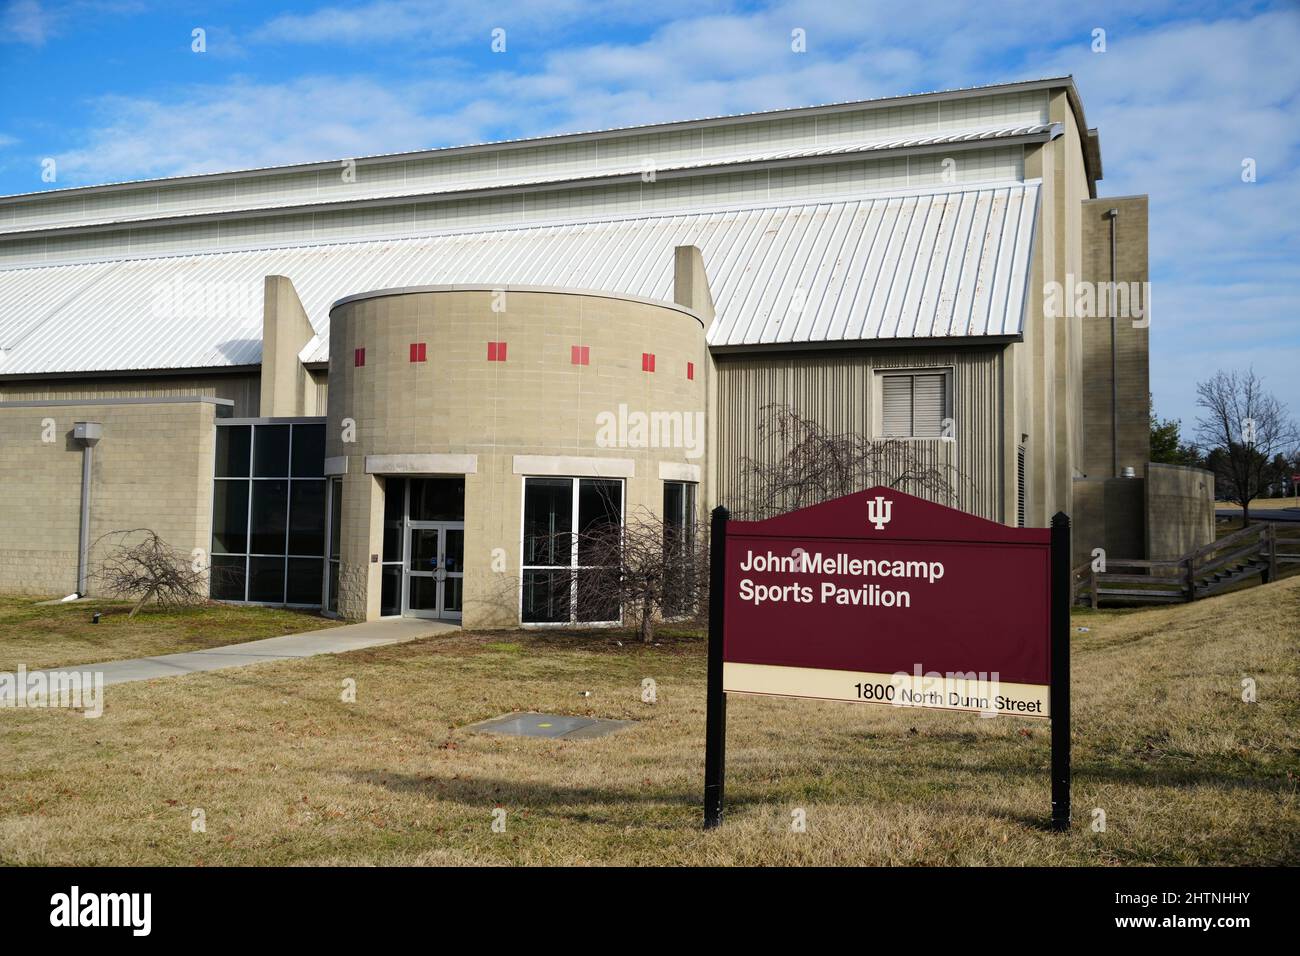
[0,597,339,671]
[1,579,1296,866]
[1215,498,1298,510]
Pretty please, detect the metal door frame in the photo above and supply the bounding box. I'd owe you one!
[404,519,464,622]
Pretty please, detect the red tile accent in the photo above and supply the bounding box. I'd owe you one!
[354,347,366,367]
[642,352,656,372]
[488,341,508,362]
[687,361,695,380]
[409,342,427,363]
[571,345,590,365]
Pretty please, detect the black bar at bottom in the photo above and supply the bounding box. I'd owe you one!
[703,505,729,829]
[1050,511,1072,831]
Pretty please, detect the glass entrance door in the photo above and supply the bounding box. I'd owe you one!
[405,521,463,621]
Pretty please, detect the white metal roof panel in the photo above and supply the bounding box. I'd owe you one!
[0,181,1039,376]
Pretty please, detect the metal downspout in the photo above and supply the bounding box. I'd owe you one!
[1106,207,1120,477]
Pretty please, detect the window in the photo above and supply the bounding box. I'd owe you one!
[663,481,698,618]
[326,477,342,614]
[211,422,327,605]
[381,477,406,616]
[878,370,951,438]
[521,477,623,624]
[410,477,464,521]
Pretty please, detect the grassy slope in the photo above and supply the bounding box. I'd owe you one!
[1,580,1296,866]
[0,597,340,671]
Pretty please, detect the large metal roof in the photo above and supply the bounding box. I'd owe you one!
[0,180,1039,376]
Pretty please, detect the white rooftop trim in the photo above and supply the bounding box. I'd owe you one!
[0,180,1039,377]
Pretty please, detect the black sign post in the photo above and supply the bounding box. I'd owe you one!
[703,505,729,830]
[1049,511,1072,831]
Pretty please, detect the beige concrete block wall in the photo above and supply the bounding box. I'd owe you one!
[325,287,707,626]
[1080,195,1150,479]
[0,398,221,596]
[1072,476,1146,566]
[335,470,383,620]
[260,275,322,417]
[674,245,720,511]
[1146,463,1214,560]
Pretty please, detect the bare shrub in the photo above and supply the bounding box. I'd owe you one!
[732,403,969,520]
[569,506,708,643]
[95,529,211,618]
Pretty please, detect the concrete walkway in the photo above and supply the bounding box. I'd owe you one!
[38,617,457,687]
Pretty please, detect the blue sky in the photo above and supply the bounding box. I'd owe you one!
[1,0,1297,431]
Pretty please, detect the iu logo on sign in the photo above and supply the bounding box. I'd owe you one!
[866,494,893,530]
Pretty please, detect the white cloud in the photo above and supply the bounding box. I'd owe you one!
[2,0,54,45]
[1,0,144,47]
[53,75,503,180]
[253,0,713,46]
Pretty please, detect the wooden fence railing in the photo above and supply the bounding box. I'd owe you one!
[1073,521,1300,607]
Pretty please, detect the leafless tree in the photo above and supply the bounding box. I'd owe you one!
[573,507,708,643]
[95,529,211,618]
[732,404,969,520]
[1195,369,1299,524]
[523,502,707,643]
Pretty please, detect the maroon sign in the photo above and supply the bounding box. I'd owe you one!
[721,487,1052,713]
[703,489,1071,831]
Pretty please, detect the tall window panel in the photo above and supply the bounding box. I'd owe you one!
[380,477,406,617]
[211,422,327,606]
[326,477,342,614]
[521,477,623,624]
[662,481,698,618]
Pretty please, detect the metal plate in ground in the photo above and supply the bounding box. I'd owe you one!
[463,711,633,740]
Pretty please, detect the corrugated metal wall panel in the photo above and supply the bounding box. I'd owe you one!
[714,346,1004,521]
[312,377,329,417]
[0,371,261,416]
